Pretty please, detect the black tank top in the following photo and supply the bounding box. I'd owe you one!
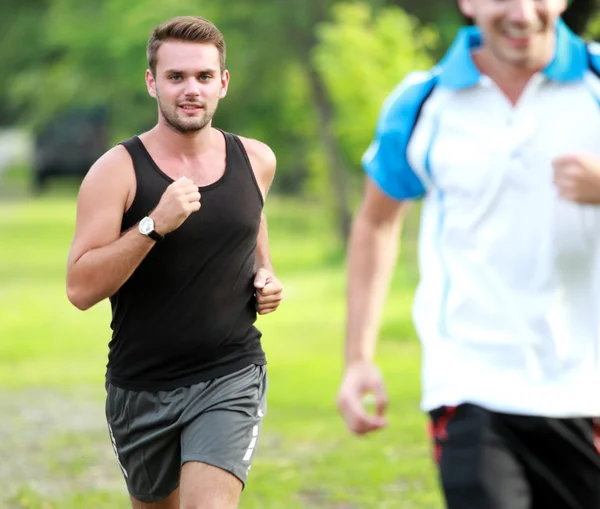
[106,130,266,391]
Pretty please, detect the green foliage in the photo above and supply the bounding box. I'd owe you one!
[586,12,600,40]
[313,2,435,169]
[2,0,442,199]
[4,0,333,194]
[0,0,51,125]
[386,0,464,56]
[8,0,220,137]
[211,0,343,196]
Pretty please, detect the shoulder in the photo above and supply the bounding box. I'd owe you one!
[87,143,133,178]
[378,70,440,131]
[79,142,136,209]
[237,136,276,172]
[237,136,277,195]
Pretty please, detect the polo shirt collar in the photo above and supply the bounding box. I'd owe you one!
[437,19,588,90]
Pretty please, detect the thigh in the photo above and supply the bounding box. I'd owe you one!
[130,489,179,509]
[180,462,242,509]
[430,404,531,509]
[106,383,183,504]
[513,416,600,509]
[180,364,268,489]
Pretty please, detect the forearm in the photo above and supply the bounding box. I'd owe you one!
[345,215,401,366]
[67,227,155,310]
[254,213,274,273]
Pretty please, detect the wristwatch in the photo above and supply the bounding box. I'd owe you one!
[139,216,164,242]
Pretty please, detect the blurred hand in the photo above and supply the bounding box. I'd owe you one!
[337,361,388,435]
[553,154,600,205]
[150,177,201,234]
[254,268,283,315]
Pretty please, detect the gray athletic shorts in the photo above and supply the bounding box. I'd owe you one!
[105,364,267,503]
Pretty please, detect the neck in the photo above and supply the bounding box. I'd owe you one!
[150,120,216,157]
[472,49,545,105]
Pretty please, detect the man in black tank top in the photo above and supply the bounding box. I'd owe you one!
[66,16,283,509]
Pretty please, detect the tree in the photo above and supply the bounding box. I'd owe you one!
[584,2,600,39]
[0,0,52,126]
[564,0,599,35]
[314,2,435,168]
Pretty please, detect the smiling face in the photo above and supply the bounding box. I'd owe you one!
[458,0,567,70]
[145,40,229,134]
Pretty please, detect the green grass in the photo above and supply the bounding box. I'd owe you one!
[0,189,442,508]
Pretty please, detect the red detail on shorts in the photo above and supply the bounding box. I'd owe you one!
[593,418,600,455]
[434,441,442,464]
[428,406,457,464]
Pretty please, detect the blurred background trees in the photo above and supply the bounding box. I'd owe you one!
[1,0,598,238]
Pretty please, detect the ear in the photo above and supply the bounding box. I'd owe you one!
[457,0,475,19]
[219,69,230,100]
[145,69,157,99]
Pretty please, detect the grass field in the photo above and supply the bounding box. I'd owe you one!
[0,180,442,508]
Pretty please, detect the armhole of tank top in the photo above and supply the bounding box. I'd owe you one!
[229,133,265,207]
[118,137,144,221]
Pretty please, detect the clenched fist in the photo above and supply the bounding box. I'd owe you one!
[254,268,283,315]
[151,177,201,234]
[552,154,600,205]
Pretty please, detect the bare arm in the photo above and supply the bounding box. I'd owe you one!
[66,145,201,311]
[240,136,281,314]
[241,136,276,271]
[66,146,155,310]
[254,213,274,273]
[337,177,412,435]
[345,179,412,365]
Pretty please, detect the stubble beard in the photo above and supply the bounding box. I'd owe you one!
[156,93,217,134]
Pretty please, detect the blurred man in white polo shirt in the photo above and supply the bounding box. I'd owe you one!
[337,0,600,507]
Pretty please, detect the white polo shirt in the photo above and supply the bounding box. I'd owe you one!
[364,21,600,417]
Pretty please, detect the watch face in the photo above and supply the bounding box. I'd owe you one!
[139,217,154,235]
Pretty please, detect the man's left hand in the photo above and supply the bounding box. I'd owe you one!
[254,268,283,315]
[553,154,600,205]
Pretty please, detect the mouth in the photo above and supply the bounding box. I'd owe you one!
[178,103,204,114]
[501,25,543,48]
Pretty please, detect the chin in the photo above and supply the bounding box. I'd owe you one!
[164,116,205,133]
[182,122,210,133]
[496,50,535,68]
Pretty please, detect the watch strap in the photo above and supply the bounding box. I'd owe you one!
[147,229,164,242]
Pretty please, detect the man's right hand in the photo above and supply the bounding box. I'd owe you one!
[151,177,201,234]
[336,361,389,435]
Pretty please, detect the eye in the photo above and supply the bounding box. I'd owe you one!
[199,74,211,81]
[169,75,182,82]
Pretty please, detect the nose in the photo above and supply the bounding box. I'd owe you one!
[509,0,537,24]
[183,77,200,96]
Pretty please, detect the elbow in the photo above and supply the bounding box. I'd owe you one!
[66,284,93,311]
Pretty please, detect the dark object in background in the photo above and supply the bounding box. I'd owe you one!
[563,0,598,36]
[32,107,108,193]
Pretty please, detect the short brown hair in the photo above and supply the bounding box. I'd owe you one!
[147,16,226,75]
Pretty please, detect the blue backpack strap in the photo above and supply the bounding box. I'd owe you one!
[587,43,600,77]
[362,71,438,201]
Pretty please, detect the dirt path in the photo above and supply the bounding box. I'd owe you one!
[0,387,375,509]
[0,386,125,505]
